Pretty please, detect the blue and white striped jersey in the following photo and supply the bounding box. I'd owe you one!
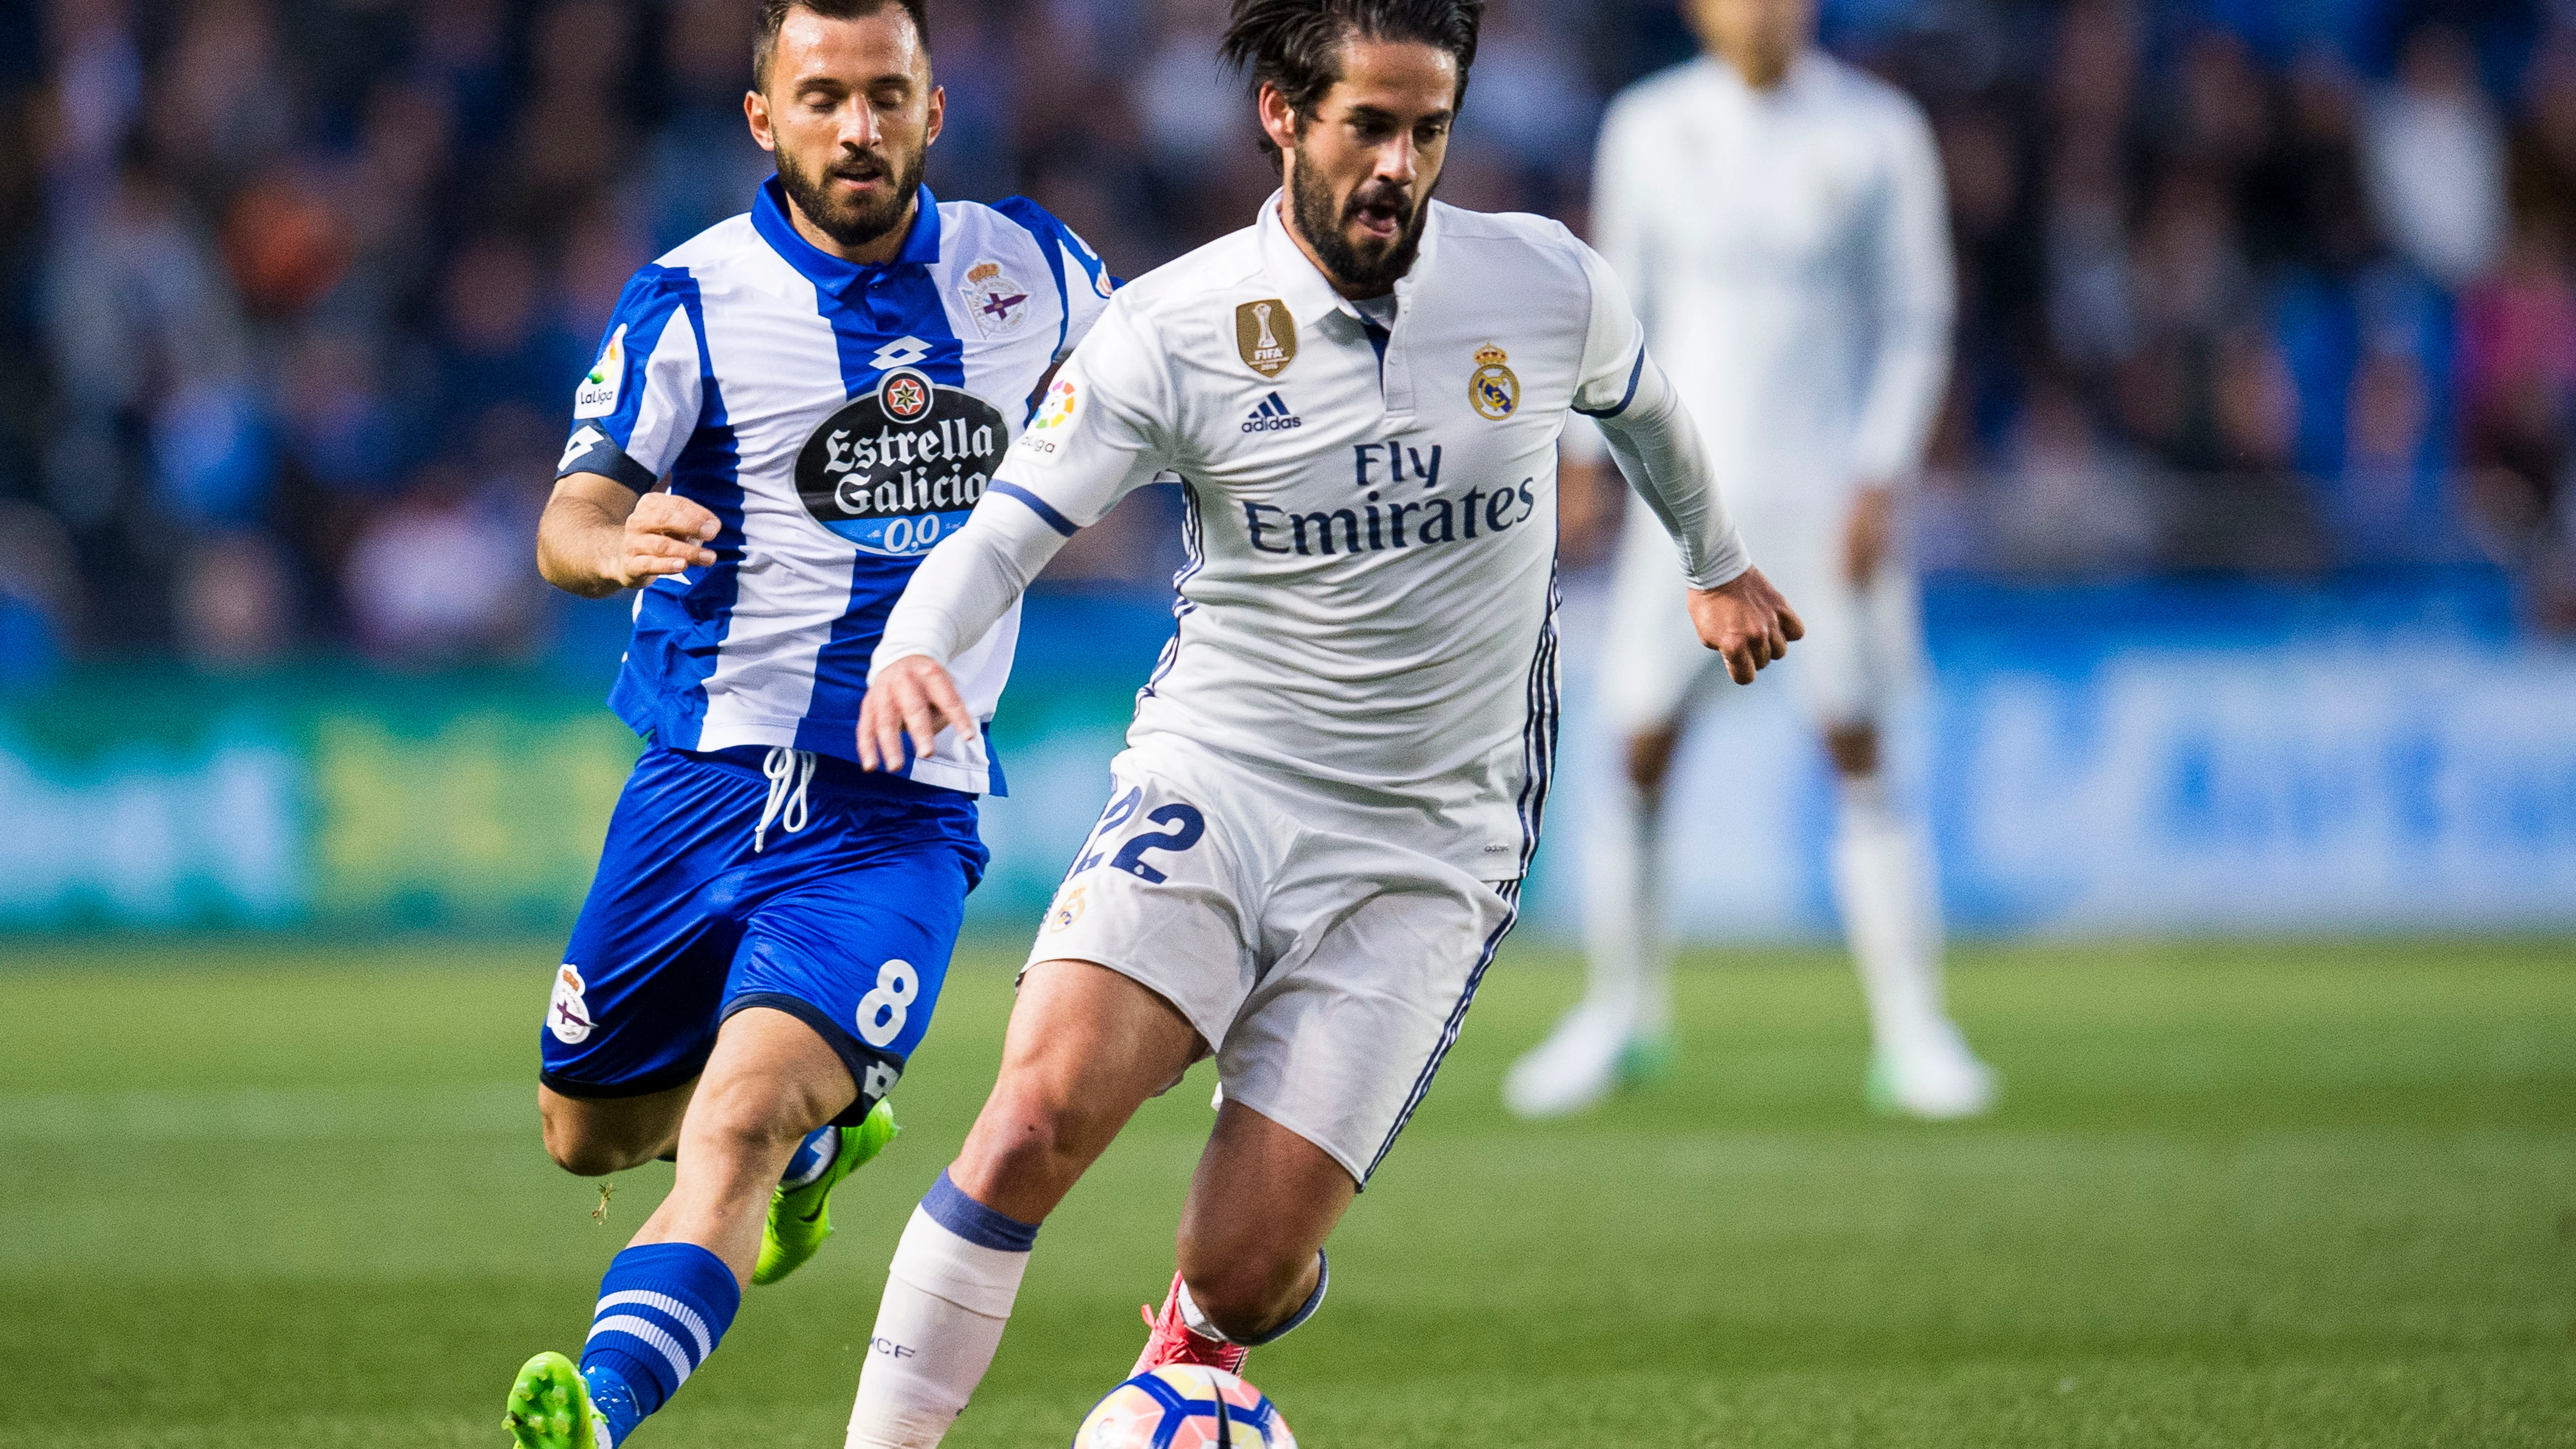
[558,178,1112,795]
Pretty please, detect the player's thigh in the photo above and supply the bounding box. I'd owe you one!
[720,795,985,1127]
[538,1080,695,1176]
[1028,747,1275,1061]
[541,747,762,1119]
[1215,845,1519,1187]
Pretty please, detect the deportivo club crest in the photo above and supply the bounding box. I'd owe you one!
[1470,344,1520,420]
[959,261,1032,337]
[1236,299,1297,378]
[795,367,1009,557]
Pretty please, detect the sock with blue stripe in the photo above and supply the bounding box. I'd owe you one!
[580,1242,742,1447]
[845,1169,1039,1449]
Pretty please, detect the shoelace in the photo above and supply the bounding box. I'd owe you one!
[753,746,816,854]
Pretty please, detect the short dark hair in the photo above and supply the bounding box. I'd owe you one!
[1219,0,1484,154]
[754,0,930,91]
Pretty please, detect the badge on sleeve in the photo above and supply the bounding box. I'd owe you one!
[573,325,626,418]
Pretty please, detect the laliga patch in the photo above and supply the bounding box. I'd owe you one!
[1236,299,1297,378]
[959,261,1032,337]
[1470,344,1520,420]
[573,326,626,418]
[548,965,595,1044]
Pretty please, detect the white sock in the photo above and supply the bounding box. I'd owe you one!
[1830,773,1946,1055]
[1583,771,1669,1039]
[846,1179,1035,1449]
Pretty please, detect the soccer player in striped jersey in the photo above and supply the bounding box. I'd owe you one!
[499,5,1113,1448]
[832,3,1799,1444]
[1503,0,1997,1122]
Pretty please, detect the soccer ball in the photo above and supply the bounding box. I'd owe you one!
[1071,1366,1296,1449]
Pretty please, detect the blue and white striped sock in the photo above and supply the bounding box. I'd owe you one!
[579,1242,741,1447]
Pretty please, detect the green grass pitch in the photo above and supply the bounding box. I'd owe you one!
[1,936,2570,1448]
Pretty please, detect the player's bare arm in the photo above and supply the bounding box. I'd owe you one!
[534,472,719,599]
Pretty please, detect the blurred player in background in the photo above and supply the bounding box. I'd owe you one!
[1503,0,1996,1121]
[501,4,1113,1448]
[835,2,1799,1444]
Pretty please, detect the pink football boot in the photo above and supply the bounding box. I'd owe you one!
[1131,1270,1247,1377]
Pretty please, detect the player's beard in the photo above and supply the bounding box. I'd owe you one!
[1289,159,1431,295]
[776,139,928,252]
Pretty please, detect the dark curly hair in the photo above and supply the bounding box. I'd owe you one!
[1219,0,1485,154]
[754,0,931,91]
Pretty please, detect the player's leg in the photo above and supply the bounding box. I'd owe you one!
[846,958,1206,1449]
[537,1084,694,1176]
[1506,509,1705,1117]
[1150,839,1519,1370]
[1817,573,1994,1119]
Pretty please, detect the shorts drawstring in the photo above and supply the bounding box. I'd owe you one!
[753,745,816,854]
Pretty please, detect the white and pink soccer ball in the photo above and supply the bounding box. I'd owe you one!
[1071,1366,1296,1449]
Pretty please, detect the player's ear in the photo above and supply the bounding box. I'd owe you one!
[1257,81,1300,155]
[745,88,778,152]
[924,83,945,148]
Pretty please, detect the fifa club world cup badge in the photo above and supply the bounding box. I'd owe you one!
[1236,299,1297,378]
[1470,344,1520,420]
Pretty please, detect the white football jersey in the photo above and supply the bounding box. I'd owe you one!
[1594,54,1953,526]
[890,196,1745,875]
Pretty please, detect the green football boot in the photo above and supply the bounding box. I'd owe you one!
[505,1351,610,1449]
[1614,1032,1675,1087]
[753,1098,899,1286]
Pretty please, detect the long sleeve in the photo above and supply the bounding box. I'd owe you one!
[1571,240,1749,592]
[1847,100,1955,486]
[870,301,1175,678]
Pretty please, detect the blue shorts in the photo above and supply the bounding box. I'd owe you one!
[540,744,987,1125]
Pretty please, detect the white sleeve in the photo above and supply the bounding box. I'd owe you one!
[1573,244,1748,591]
[871,301,1176,677]
[1848,100,1955,486]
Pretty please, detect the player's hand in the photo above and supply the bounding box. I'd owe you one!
[1687,567,1804,686]
[1842,484,1894,588]
[607,492,721,589]
[859,653,977,772]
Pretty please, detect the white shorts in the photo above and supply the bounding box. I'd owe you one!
[1026,738,1520,1186]
[1599,502,1925,735]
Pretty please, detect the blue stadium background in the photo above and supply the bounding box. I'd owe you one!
[0,0,2569,936]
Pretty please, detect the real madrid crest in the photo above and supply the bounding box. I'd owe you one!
[1469,344,1519,420]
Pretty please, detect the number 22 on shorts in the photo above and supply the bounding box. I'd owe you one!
[1072,786,1208,884]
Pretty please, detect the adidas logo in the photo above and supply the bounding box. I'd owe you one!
[1241,391,1304,434]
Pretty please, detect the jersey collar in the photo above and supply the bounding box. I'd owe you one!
[1254,189,1443,331]
[751,174,944,299]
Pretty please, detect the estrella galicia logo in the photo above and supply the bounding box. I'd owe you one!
[796,368,1007,556]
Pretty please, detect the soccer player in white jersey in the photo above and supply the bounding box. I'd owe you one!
[831,3,1799,1443]
[497,6,1115,1448]
[1502,0,1996,1122]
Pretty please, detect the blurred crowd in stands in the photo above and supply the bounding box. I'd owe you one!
[0,0,2571,678]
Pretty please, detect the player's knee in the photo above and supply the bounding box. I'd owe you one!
[686,1070,825,1162]
[1625,722,1681,794]
[963,1078,1117,1192]
[542,1109,655,1177]
[1825,722,1879,778]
